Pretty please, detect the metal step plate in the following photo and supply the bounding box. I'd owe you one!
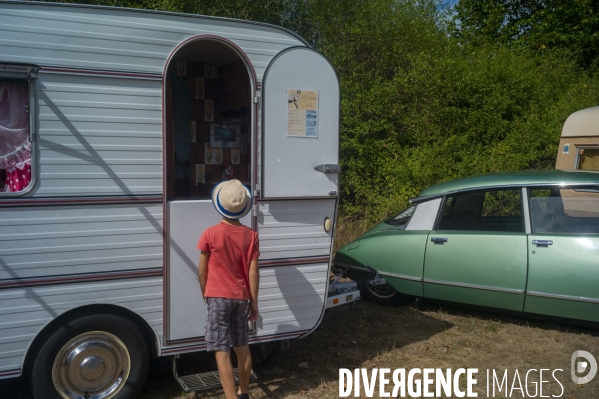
[178,368,258,392]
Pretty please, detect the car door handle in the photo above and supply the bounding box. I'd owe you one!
[431,237,448,244]
[532,240,553,246]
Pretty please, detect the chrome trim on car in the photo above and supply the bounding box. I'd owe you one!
[521,187,531,234]
[423,278,524,294]
[532,240,553,246]
[527,291,599,304]
[335,263,423,282]
[378,271,423,282]
[411,182,599,205]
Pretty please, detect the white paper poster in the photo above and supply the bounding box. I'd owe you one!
[287,89,318,138]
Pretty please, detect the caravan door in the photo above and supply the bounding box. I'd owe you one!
[261,47,339,198]
[254,48,340,338]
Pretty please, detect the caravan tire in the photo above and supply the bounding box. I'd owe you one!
[360,283,414,306]
[30,313,149,399]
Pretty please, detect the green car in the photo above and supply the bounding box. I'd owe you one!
[334,169,599,323]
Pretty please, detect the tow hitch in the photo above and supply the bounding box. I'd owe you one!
[326,265,387,309]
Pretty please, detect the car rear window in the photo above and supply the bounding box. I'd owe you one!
[529,187,599,234]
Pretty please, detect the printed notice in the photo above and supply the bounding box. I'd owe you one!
[287,89,318,138]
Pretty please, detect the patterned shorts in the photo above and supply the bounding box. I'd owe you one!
[205,297,250,352]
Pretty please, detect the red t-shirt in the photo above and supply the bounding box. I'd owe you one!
[197,222,260,300]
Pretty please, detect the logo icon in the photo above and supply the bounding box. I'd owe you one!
[571,350,597,384]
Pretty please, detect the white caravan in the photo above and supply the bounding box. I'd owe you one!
[0,1,348,398]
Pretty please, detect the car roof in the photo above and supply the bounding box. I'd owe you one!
[417,169,599,199]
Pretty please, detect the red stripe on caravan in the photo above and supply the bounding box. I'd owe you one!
[0,195,162,208]
[0,369,21,379]
[259,256,330,267]
[161,331,307,355]
[0,268,163,290]
[39,67,162,80]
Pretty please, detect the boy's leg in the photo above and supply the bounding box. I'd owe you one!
[230,300,252,396]
[233,344,252,395]
[214,350,238,399]
[205,298,238,399]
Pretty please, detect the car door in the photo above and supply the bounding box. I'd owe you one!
[525,187,599,322]
[423,188,528,311]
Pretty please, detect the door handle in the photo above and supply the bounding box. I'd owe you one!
[532,240,553,246]
[431,237,448,244]
[314,164,340,173]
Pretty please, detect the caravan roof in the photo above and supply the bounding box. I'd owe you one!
[561,106,599,137]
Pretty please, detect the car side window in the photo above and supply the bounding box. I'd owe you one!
[438,189,523,232]
[529,187,599,234]
[384,205,416,229]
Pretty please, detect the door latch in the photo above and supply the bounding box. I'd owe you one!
[314,164,340,173]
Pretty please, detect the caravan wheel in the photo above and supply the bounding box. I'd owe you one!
[30,314,149,399]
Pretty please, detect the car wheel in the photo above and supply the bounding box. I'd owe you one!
[361,283,414,306]
[30,313,149,399]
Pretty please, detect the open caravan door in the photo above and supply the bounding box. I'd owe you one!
[255,48,340,338]
[261,47,339,198]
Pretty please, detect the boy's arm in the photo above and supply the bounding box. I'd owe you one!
[248,259,259,321]
[198,251,209,300]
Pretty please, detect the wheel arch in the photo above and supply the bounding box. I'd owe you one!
[23,303,160,377]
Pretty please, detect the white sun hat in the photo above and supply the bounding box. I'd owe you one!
[211,179,252,219]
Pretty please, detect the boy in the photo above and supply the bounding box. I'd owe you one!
[198,179,260,399]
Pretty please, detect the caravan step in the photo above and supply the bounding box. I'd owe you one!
[178,369,258,392]
[174,359,258,393]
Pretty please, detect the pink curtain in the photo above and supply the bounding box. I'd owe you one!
[0,83,31,192]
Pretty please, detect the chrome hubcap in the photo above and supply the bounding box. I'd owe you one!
[52,332,130,399]
[368,284,397,298]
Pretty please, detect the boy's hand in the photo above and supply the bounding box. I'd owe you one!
[248,300,259,321]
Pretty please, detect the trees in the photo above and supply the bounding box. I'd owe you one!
[452,0,599,70]
[295,1,597,222]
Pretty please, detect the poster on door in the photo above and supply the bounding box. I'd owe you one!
[287,89,318,138]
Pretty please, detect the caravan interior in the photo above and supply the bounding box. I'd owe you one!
[165,39,253,199]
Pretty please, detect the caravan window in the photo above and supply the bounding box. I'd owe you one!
[576,148,599,171]
[0,65,36,194]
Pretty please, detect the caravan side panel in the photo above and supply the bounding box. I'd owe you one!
[0,3,305,80]
[33,73,162,197]
[0,277,162,375]
[0,203,163,281]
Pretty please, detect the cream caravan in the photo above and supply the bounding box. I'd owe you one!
[556,106,599,170]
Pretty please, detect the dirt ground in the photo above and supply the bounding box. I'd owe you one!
[3,300,598,399]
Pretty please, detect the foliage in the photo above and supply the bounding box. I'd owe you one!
[451,0,599,70]
[308,0,599,222]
